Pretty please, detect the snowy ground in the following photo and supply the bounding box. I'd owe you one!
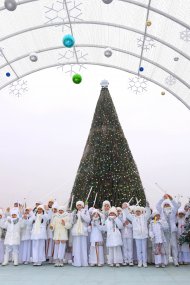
[0,264,190,285]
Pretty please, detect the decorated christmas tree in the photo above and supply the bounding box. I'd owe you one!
[70,81,146,208]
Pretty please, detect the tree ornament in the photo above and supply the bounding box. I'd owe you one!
[146,20,152,27]
[63,34,75,48]
[104,48,112,58]
[4,0,17,11]
[161,91,165,95]
[29,53,38,62]
[174,57,179,61]
[102,0,114,4]
[72,73,82,84]
[139,67,144,72]
[6,72,11,77]
[100,79,109,88]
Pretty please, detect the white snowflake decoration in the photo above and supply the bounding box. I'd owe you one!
[180,29,190,42]
[9,80,28,97]
[44,0,83,32]
[137,36,156,51]
[165,75,176,86]
[57,48,88,75]
[128,76,148,94]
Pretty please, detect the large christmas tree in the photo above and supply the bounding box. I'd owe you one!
[70,83,146,208]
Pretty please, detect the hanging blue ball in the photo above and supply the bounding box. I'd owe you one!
[139,67,144,72]
[6,72,11,77]
[63,34,75,48]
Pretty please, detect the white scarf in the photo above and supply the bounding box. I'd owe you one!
[33,214,42,234]
[76,211,84,235]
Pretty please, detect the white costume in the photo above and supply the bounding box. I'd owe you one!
[51,206,72,266]
[0,210,5,264]
[124,206,151,267]
[121,214,133,265]
[2,209,26,266]
[156,198,179,265]
[149,211,168,267]
[177,209,190,263]
[105,207,123,266]
[19,214,33,264]
[30,206,48,265]
[71,201,90,267]
[88,210,104,266]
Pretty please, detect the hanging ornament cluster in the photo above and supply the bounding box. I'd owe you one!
[104,48,112,57]
[63,34,75,48]
[102,0,114,4]
[29,52,38,62]
[146,20,152,27]
[72,73,82,84]
[4,0,17,11]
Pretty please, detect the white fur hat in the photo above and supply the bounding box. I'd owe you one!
[116,207,122,211]
[37,205,45,211]
[178,208,185,214]
[52,202,59,209]
[58,206,65,212]
[48,197,54,203]
[109,206,117,216]
[88,207,95,215]
[135,206,143,213]
[152,209,160,217]
[162,199,172,207]
[92,209,100,216]
[10,208,19,216]
[102,200,111,207]
[76,201,84,208]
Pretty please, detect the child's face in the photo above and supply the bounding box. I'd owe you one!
[37,208,43,214]
[53,208,58,213]
[59,210,64,215]
[154,214,160,221]
[104,204,110,211]
[93,212,99,219]
[117,210,122,215]
[0,215,2,219]
[12,214,17,219]
[25,209,29,215]
[77,204,83,211]
[48,201,54,208]
[178,213,185,218]
[109,212,116,217]
[135,210,141,216]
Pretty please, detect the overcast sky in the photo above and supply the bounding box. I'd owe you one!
[0,66,190,209]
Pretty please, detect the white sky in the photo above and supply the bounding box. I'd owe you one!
[0,65,190,209]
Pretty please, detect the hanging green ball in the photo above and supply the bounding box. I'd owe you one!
[72,74,82,84]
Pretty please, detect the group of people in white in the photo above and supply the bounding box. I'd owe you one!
[0,194,190,268]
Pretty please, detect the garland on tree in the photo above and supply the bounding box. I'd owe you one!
[179,214,190,245]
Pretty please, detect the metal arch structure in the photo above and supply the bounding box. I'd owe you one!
[1,60,189,110]
[0,44,189,89]
[0,0,189,109]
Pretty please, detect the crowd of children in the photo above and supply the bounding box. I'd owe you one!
[0,194,190,268]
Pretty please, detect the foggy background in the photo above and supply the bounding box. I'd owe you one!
[0,66,190,209]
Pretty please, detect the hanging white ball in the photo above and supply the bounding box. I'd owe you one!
[29,53,38,62]
[4,0,17,11]
[102,0,114,4]
[104,48,112,58]
[100,79,109,88]
[174,57,179,61]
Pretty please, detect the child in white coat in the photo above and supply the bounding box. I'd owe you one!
[0,209,5,264]
[71,201,90,267]
[124,204,151,268]
[105,207,123,267]
[19,208,33,264]
[2,209,26,266]
[149,210,168,268]
[50,206,72,267]
[120,204,133,266]
[88,209,104,267]
[30,205,49,266]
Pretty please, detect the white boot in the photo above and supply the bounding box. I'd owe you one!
[13,252,19,266]
[2,252,9,266]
